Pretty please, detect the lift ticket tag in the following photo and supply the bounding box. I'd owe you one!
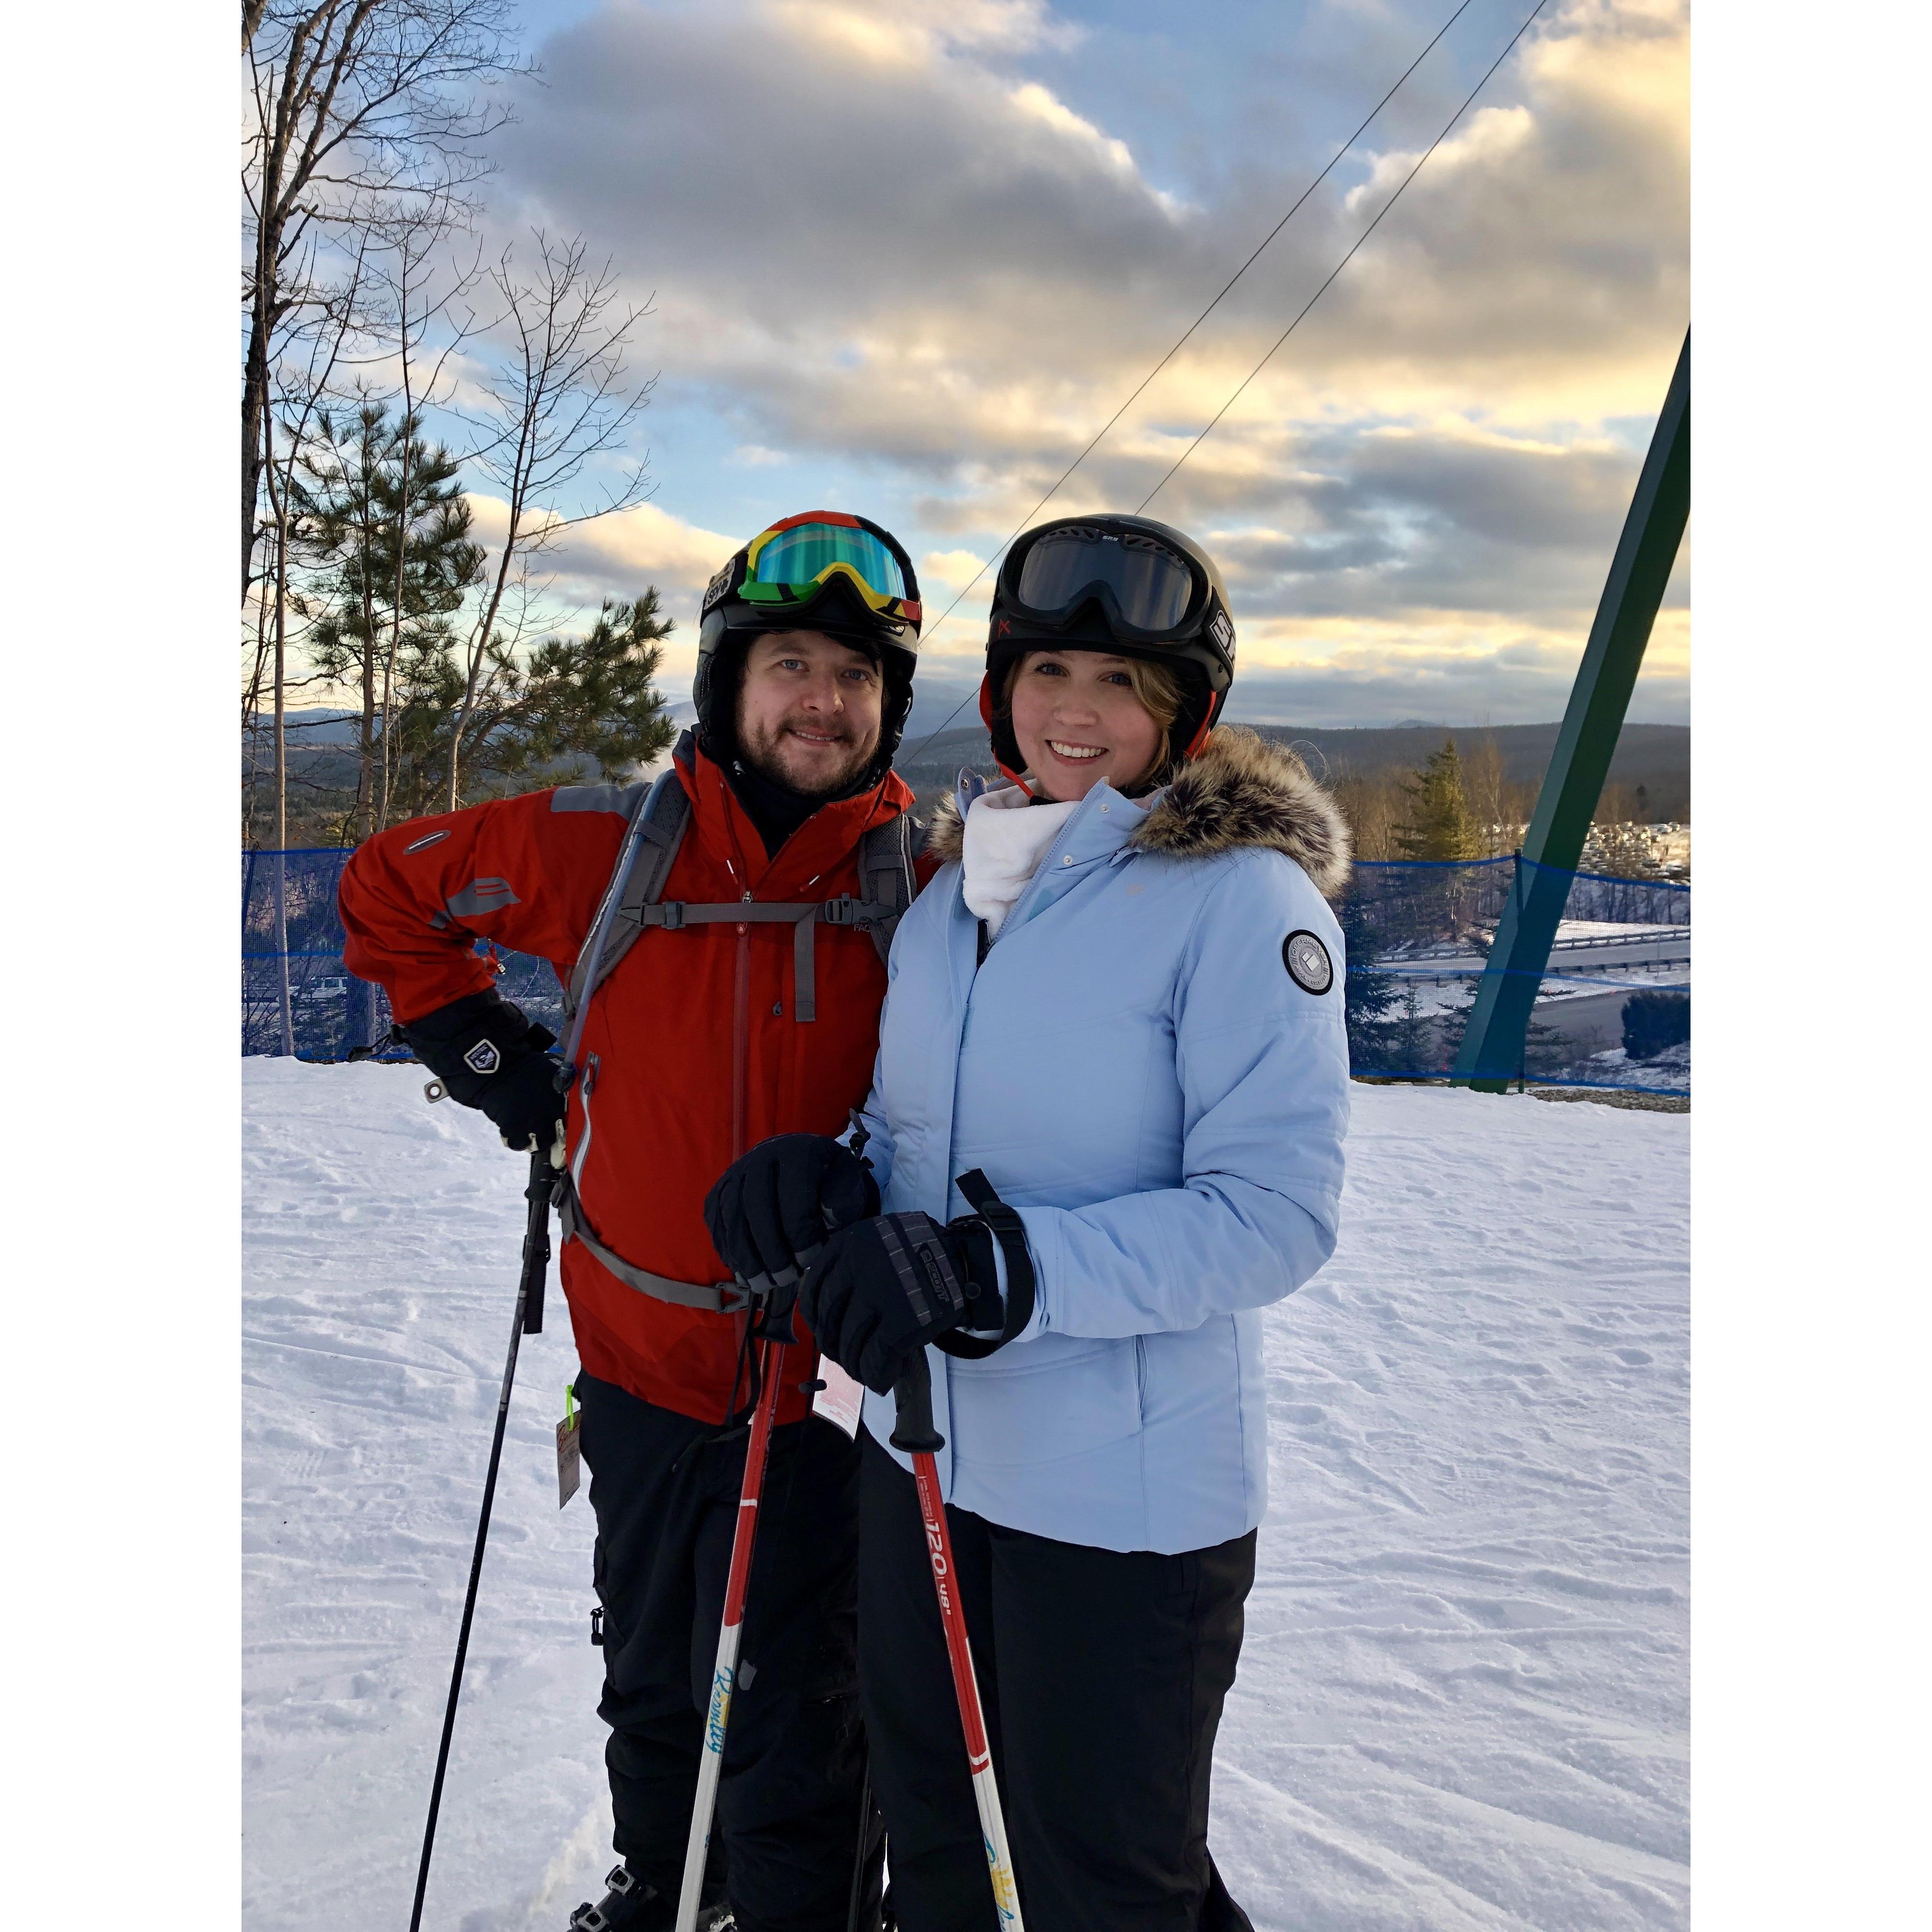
[557,1387,582,1508]
[811,1357,865,1439]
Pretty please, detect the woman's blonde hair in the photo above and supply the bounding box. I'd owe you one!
[994,649,1187,791]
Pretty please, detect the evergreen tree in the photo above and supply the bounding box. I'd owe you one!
[409,593,678,816]
[1391,736,1485,948]
[1389,982,1434,1075]
[1392,736,1483,861]
[1337,887,1404,1072]
[289,400,485,836]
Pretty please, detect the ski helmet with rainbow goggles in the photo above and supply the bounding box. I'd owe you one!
[981,514,1236,780]
[696,511,923,772]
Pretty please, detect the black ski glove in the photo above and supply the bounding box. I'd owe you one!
[395,990,567,1163]
[798,1211,1004,1395]
[703,1134,880,1305]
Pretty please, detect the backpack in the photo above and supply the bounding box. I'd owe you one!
[549,734,925,1313]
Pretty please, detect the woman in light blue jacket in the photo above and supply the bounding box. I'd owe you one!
[706,515,1351,1932]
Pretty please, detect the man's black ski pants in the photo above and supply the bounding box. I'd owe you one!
[576,1369,882,1932]
[857,1428,1257,1932]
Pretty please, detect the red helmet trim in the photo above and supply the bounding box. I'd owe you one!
[765,509,862,533]
[1181,692,1225,762]
[978,673,1032,794]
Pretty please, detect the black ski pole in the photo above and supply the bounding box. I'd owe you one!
[408,1146,555,1932]
[845,1758,874,1932]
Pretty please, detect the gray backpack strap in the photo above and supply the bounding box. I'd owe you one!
[562,759,693,1023]
[851,810,925,965]
[555,1173,745,1313]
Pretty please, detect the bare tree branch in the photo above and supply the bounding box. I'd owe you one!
[377,207,482,829]
[445,231,656,808]
[242,0,520,598]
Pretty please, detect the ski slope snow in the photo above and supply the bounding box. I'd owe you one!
[243,1061,1688,1931]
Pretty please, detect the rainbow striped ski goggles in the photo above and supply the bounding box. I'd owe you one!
[732,513,920,623]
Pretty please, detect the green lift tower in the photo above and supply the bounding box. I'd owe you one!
[1452,329,1690,1092]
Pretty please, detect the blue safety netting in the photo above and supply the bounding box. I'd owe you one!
[242,848,565,1062]
[1340,855,1689,1093]
[243,846,1689,1093]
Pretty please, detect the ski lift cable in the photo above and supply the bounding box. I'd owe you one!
[1137,0,1552,512]
[898,0,1487,764]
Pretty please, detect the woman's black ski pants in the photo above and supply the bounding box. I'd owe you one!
[856,1427,1257,1932]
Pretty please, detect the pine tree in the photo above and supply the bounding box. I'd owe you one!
[289,400,485,837]
[413,593,678,815]
[1392,737,1483,861]
[1391,736,1485,949]
[1337,888,1404,1072]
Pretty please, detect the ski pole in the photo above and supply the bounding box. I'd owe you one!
[890,1354,1024,1932]
[408,1147,555,1932]
[845,1758,874,1932]
[675,1332,790,1932]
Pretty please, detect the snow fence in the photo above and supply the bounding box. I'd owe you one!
[243,846,1691,1094]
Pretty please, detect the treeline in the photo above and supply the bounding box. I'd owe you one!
[243,4,674,853]
[1328,735,1687,879]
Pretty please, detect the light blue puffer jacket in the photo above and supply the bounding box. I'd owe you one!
[852,728,1353,1554]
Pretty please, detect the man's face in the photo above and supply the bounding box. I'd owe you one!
[733,630,886,797]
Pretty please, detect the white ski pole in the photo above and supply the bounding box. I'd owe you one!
[675,1334,788,1932]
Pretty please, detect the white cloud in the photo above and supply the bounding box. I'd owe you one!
[918,549,990,593]
[486,0,1687,719]
[1007,82,1138,178]
[461,495,738,677]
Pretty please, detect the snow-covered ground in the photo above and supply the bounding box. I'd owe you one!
[1556,1042,1691,1092]
[244,1061,1688,1932]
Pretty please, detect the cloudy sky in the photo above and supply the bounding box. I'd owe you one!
[451,0,1688,730]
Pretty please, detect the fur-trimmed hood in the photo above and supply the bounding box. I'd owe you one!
[922,726,1351,898]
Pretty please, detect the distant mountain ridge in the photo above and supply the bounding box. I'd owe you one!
[249,711,1690,824]
[896,721,1689,820]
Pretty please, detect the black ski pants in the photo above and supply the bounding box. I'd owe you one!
[575,1369,882,1932]
[857,1430,1258,1932]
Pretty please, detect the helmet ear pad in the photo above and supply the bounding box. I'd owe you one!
[693,610,746,761]
[978,670,1030,790]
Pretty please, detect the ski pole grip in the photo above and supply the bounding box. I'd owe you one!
[890,1351,944,1455]
[519,1147,554,1336]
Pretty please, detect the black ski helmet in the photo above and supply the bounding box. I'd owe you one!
[695,511,922,781]
[981,514,1236,782]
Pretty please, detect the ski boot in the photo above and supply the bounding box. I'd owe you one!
[567,1863,733,1932]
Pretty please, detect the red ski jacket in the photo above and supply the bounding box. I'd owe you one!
[338,737,928,1426]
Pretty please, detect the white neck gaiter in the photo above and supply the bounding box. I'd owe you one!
[960,786,1077,939]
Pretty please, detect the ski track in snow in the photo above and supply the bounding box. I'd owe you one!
[243,1063,1688,1931]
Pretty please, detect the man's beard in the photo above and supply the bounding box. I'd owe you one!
[736,711,880,798]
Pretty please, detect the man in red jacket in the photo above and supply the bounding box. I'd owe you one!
[339,514,932,1932]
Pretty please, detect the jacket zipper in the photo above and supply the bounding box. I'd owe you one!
[571,1052,601,1189]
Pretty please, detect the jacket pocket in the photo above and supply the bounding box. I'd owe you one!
[946,1334,1142,1469]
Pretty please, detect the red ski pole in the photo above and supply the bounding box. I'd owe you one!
[891,1353,1024,1931]
[674,1333,788,1932]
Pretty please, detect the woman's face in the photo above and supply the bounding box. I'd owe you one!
[1008,650,1164,802]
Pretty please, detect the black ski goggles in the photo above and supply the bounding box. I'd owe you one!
[1007,524,1206,639]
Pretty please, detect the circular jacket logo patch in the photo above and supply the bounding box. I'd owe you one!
[1282,930,1334,995]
